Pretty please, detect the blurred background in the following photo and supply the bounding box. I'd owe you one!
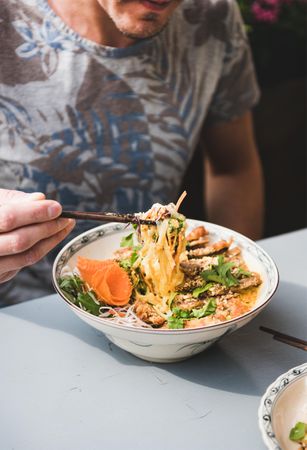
[181,0,306,238]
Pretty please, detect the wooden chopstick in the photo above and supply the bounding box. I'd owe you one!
[273,335,307,351]
[60,210,157,226]
[259,326,307,351]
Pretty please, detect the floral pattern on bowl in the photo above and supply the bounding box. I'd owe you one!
[258,363,307,450]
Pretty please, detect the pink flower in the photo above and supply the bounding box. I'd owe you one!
[251,0,281,23]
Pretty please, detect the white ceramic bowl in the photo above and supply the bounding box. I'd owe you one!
[258,363,307,450]
[53,219,279,363]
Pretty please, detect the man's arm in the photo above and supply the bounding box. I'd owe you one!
[202,111,264,240]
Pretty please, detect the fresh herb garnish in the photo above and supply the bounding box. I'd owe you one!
[167,307,191,329]
[289,422,307,442]
[201,255,240,287]
[59,275,101,315]
[236,267,252,278]
[120,232,134,248]
[192,282,213,298]
[167,307,190,329]
[192,298,217,318]
[168,218,185,234]
[119,244,141,271]
[167,316,185,329]
[118,228,141,270]
[167,299,217,329]
[172,307,191,319]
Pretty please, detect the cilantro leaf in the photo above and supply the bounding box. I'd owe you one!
[120,232,134,248]
[59,275,101,316]
[192,298,216,318]
[167,307,191,329]
[172,307,191,319]
[289,422,307,442]
[77,292,101,315]
[236,267,252,278]
[167,316,184,329]
[167,298,217,328]
[119,248,140,270]
[201,255,240,287]
[192,282,213,298]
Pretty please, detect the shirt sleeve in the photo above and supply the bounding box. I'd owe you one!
[206,1,260,124]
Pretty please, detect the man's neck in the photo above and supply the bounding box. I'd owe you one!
[48,0,133,47]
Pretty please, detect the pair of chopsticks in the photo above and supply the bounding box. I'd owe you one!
[60,210,156,226]
[260,326,307,351]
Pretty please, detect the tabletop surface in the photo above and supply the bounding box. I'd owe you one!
[1,228,307,450]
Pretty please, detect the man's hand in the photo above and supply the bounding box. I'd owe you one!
[0,189,75,283]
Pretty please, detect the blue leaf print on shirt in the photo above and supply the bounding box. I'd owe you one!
[13,18,77,76]
[0,95,36,149]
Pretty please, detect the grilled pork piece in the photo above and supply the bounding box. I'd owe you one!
[232,272,262,291]
[173,294,204,311]
[227,246,241,257]
[186,226,208,241]
[134,301,165,327]
[187,236,210,249]
[217,293,250,317]
[180,256,218,276]
[178,277,229,296]
[187,240,230,258]
[178,276,204,292]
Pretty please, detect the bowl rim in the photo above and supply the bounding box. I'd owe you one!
[52,219,279,335]
[258,362,307,450]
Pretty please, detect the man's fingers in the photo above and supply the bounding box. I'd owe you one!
[0,190,74,286]
[0,270,20,284]
[0,189,45,205]
[21,192,46,203]
[0,220,75,275]
[0,218,74,256]
[0,199,63,232]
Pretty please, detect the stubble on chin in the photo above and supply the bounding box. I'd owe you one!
[102,0,182,41]
[116,10,173,40]
[119,21,169,40]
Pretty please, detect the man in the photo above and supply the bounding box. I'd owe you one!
[0,0,264,305]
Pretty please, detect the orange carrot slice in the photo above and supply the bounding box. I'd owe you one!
[77,257,132,306]
[77,257,114,286]
[91,265,132,306]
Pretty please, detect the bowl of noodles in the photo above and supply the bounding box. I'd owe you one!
[53,199,279,363]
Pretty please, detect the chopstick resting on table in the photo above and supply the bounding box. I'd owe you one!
[259,326,307,351]
[60,210,157,226]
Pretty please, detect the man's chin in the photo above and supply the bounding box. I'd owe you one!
[117,22,167,41]
[119,29,163,41]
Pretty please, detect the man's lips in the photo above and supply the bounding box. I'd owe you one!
[148,0,171,3]
[140,0,172,12]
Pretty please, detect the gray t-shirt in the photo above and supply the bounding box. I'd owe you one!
[0,0,260,305]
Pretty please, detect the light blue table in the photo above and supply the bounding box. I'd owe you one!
[1,229,306,450]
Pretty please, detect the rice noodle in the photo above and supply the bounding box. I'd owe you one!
[99,305,152,328]
[131,201,187,315]
[60,199,188,328]
[175,190,187,211]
